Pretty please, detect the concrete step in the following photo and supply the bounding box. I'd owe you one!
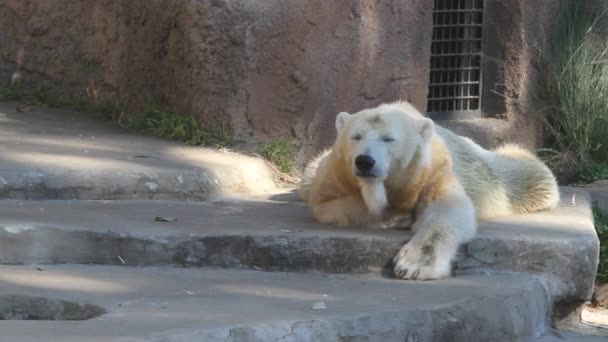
[0,188,598,317]
[0,102,282,201]
[0,264,552,342]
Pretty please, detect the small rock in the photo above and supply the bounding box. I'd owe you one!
[312,301,327,310]
[154,216,177,222]
[145,182,159,192]
[16,105,31,113]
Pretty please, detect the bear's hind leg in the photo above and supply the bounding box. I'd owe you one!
[393,183,477,280]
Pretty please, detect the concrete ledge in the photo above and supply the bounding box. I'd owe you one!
[0,265,550,342]
[0,103,280,200]
[0,188,598,315]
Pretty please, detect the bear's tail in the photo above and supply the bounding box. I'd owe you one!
[493,144,560,214]
[298,149,331,202]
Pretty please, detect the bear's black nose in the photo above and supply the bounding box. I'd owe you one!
[355,155,375,172]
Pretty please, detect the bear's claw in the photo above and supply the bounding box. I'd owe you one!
[393,243,448,280]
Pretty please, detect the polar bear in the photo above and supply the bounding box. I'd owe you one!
[299,101,560,280]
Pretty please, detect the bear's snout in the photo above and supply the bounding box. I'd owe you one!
[355,155,376,175]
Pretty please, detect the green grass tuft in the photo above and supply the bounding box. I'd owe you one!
[120,105,232,147]
[543,0,608,166]
[592,203,608,283]
[0,87,20,101]
[258,139,296,174]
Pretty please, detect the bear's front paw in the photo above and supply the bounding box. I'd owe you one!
[392,243,449,280]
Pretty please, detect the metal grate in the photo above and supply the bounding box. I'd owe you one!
[427,0,484,118]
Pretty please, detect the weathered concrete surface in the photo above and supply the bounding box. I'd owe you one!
[0,188,598,314]
[0,103,281,200]
[0,265,551,342]
[582,181,608,210]
[580,306,608,332]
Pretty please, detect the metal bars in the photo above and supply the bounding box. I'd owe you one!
[427,0,483,117]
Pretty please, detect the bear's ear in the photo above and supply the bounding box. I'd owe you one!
[335,112,351,133]
[419,117,434,142]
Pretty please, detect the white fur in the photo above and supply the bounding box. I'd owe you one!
[435,125,560,219]
[359,180,388,218]
[393,182,476,279]
[336,112,350,132]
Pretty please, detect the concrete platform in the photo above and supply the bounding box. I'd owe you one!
[0,102,281,200]
[0,188,598,315]
[0,265,551,342]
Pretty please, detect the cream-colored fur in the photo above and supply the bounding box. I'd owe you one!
[299,101,559,280]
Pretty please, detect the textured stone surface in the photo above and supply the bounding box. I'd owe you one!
[477,0,565,149]
[0,265,551,342]
[0,0,433,163]
[0,188,598,314]
[0,103,280,200]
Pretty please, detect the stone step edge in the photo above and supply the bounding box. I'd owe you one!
[0,162,286,201]
[167,278,550,341]
[0,225,594,314]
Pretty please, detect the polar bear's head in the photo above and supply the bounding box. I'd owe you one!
[334,102,435,182]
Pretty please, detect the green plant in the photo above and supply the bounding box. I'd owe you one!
[543,0,608,166]
[0,86,20,101]
[580,162,608,183]
[592,203,608,283]
[120,105,232,147]
[258,139,296,174]
[0,86,47,105]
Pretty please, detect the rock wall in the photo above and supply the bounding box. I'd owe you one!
[0,0,433,163]
[0,0,584,164]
